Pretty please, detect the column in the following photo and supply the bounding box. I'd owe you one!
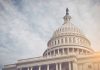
[62,48,64,55]
[56,63,58,70]
[58,49,59,55]
[69,62,71,70]
[28,67,29,70]
[30,67,32,70]
[68,48,69,55]
[59,63,62,70]
[47,64,49,70]
[39,66,41,70]
[73,62,78,70]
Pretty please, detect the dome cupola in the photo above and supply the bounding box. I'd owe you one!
[53,8,84,38]
[43,8,94,57]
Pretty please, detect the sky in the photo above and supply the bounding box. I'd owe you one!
[0,0,100,70]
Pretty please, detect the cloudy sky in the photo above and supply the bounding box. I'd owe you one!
[0,0,100,69]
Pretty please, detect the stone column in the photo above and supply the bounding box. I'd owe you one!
[73,61,78,70]
[69,62,71,70]
[30,67,33,70]
[62,48,64,55]
[59,63,62,70]
[39,66,41,70]
[58,49,59,55]
[47,64,49,70]
[56,63,58,70]
[28,67,29,70]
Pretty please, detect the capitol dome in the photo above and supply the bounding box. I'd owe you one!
[52,19,84,38]
[43,8,94,57]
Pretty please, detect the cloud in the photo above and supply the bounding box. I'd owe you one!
[0,0,100,70]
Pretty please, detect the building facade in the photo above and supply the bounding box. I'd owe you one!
[3,8,100,70]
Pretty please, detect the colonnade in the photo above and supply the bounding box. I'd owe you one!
[44,47,90,56]
[18,61,77,70]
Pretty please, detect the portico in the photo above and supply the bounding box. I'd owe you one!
[18,61,75,70]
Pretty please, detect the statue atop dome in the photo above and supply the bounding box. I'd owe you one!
[63,8,71,24]
[66,8,69,15]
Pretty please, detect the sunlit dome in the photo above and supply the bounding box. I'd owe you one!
[52,21,84,38]
[43,8,94,57]
[52,9,84,38]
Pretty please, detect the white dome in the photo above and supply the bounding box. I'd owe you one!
[43,8,93,57]
[53,21,84,38]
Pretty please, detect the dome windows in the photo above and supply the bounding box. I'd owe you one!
[61,39,63,44]
[43,46,92,56]
[55,41,56,45]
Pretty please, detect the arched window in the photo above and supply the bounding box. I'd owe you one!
[58,40,60,44]
[69,48,72,52]
[64,48,68,54]
[74,48,77,52]
[61,39,63,43]
[79,49,82,54]
[48,52,50,56]
[55,40,56,45]
[55,49,58,55]
[51,51,54,55]
[59,49,63,54]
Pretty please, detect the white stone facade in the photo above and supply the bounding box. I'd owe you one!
[2,8,100,70]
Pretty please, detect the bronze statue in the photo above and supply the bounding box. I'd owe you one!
[66,8,69,15]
